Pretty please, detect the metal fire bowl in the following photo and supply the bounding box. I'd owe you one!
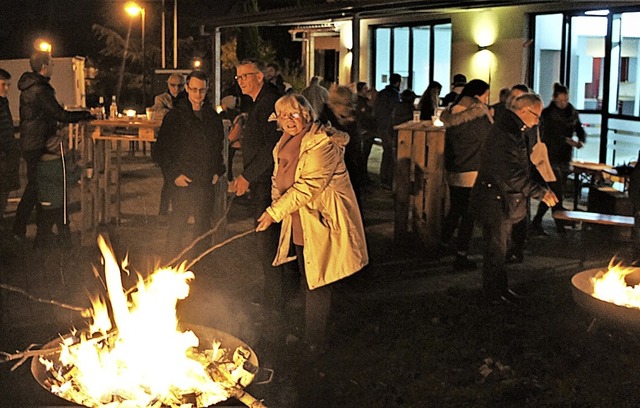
[572,267,640,330]
[31,323,259,407]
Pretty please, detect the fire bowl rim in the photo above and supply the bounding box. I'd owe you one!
[572,267,640,330]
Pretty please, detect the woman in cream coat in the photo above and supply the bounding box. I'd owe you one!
[257,93,368,351]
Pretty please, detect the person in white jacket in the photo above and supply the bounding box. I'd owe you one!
[256,93,368,352]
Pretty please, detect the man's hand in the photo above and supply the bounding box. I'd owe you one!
[256,211,274,232]
[541,190,559,207]
[212,174,220,185]
[174,174,192,187]
[233,175,250,196]
[565,137,584,148]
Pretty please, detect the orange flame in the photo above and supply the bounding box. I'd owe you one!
[40,236,253,407]
[591,259,640,309]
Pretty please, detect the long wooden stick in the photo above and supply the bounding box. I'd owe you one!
[166,194,237,267]
[186,229,255,270]
[0,283,85,312]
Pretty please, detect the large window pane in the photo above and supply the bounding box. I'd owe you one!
[533,13,563,104]
[393,27,410,90]
[373,22,451,96]
[375,28,391,91]
[607,118,640,165]
[412,26,431,97]
[619,12,640,117]
[573,113,601,163]
[569,16,608,110]
[433,23,452,94]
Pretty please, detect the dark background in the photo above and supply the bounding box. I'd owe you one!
[0,0,297,62]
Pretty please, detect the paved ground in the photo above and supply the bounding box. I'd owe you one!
[0,145,633,407]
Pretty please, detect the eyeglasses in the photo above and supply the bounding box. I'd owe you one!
[187,85,208,95]
[168,83,184,88]
[278,112,301,120]
[235,72,259,81]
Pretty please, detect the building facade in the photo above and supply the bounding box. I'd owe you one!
[206,1,640,167]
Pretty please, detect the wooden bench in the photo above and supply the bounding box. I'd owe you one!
[552,210,635,267]
[553,210,634,228]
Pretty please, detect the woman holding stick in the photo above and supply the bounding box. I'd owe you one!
[256,94,368,353]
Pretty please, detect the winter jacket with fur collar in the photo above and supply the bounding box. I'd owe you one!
[441,96,493,175]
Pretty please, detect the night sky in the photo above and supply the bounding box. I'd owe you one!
[0,0,296,62]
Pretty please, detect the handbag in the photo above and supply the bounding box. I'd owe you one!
[530,127,556,182]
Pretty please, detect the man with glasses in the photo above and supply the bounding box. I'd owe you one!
[151,73,186,119]
[152,70,225,259]
[152,73,186,219]
[471,93,558,306]
[232,59,285,318]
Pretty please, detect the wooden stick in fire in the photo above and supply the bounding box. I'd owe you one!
[231,388,268,408]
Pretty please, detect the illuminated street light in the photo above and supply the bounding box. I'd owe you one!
[34,39,52,53]
[125,2,146,106]
[192,58,202,70]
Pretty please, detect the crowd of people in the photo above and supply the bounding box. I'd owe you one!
[3,48,639,357]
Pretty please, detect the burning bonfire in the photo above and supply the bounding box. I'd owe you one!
[589,260,640,309]
[31,235,264,408]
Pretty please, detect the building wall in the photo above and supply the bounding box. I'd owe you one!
[450,7,529,104]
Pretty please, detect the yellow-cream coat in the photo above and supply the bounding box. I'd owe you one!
[266,123,368,290]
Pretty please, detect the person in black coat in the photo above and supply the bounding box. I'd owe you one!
[12,51,93,239]
[319,85,366,205]
[0,68,20,228]
[374,73,402,188]
[232,59,285,315]
[531,83,585,235]
[471,93,558,305]
[153,70,225,259]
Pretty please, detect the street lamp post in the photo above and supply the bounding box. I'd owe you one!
[125,2,146,107]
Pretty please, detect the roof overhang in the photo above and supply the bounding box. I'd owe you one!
[196,0,560,28]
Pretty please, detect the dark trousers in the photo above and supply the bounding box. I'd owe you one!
[480,209,514,297]
[13,149,43,237]
[165,183,213,259]
[442,185,475,253]
[35,207,70,245]
[158,173,174,216]
[361,131,375,178]
[509,198,530,257]
[295,244,332,347]
[0,191,8,227]
[533,164,568,223]
[378,129,395,186]
[251,182,284,312]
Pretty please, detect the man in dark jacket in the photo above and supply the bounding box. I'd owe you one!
[472,93,558,305]
[232,59,284,315]
[0,68,20,228]
[152,70,225,258]
[374,73,402,188]
[12,51,92,239]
